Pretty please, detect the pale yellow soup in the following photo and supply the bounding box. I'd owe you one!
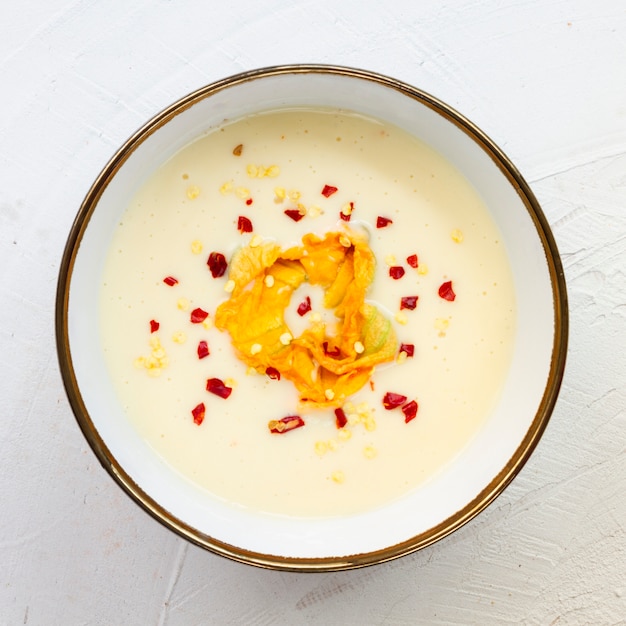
[100,108,516,517]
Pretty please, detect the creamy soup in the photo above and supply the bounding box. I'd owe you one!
[100,109,516,517]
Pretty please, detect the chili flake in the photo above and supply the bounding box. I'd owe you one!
[191,402,206,425]
[237,215,253,233]
[207,252,228,278]
[406,254,418,268]
[339,202,354,222]
[321,184,338,198]
[376,216,393,228]
[268,415,305,434]
[399,343,415,358]
[400,295,419,310]
[197,340,210,359]
[438,281,456,301]
[334,407,348,429]
[322,341,341,358]
[149,319,160,333]
[206,377,232,399]
[265,367,281,380]
[402,400,418,423]
[297,296,312,316]
[382,392,407,410]
[389,266,405,280]
[163,276,178,286]
[190,308,209,324]
[284,208,305,222]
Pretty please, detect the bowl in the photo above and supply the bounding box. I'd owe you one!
[56,64,568,571]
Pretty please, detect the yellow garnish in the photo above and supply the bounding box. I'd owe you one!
[395,311,408,325]
[347,412,360,426]
[247,164,280,178]
[315,441,328,456]
[340,203,353,218]
[364,445,377,459]
[337,428,352,441]
[219,181,233,195]
[331,470,345,484]
[363,417,377,432]
[186,185,200,199]
[135,335,169,376]
[172,331,186,344]
[451,228,464,243]
[435,317,450,336]
[214,230,398,408]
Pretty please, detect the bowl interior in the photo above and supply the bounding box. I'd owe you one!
[58,66,566,569]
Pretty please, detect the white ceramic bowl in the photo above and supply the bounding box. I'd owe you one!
[56,65,568,571]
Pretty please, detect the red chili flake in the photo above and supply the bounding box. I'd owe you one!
[297,296,312,316]
[284,209,305,222]
[400,295,419,310]
[197,340,210,359]
[269,415,305,434]
[322,341,341,358]
[237,215,253,233]
[376,216,393,228]
[339,202,354,222]
[206,377,232,399]
[191,402,206,425]
[438,280,456,301]
[245,198,253,206]
[399,343,415,358]
[265,367,281,381]
[402,400,419,423]
[149,319,160,333]
[190,308,209,324]
[207,252,227,278]
[321,184,338,198]
[382,392,408,410]
[163,276,178,286]
[406,254,418,268]
[334,407,348,429]
[389,266,405,280]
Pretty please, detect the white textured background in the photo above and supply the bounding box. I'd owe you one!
[1,1,625,624]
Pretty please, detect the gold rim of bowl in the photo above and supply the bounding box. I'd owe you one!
[55,63,569,572]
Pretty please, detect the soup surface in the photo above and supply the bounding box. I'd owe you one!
[100,108,516,517]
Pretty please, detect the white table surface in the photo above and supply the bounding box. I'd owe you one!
[1,1,625,624]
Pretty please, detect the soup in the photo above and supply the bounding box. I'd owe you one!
[100,108,515,517]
